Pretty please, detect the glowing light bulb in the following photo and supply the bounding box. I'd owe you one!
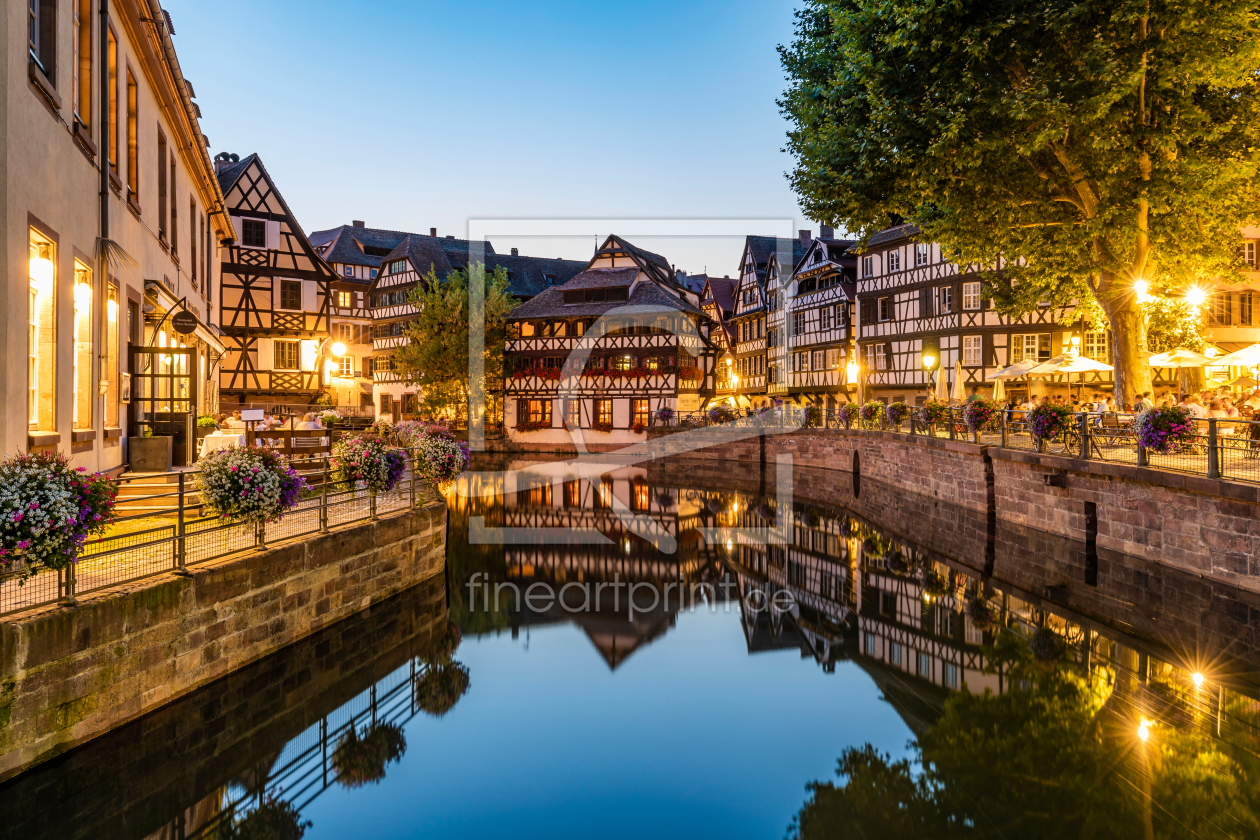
[331,342,347,357]
[732,501,739,513]
[846,361,859,381]
[922,354,936,370]
[107,298,119,321]
[1138,719,1151,741]
[725,540,733,551]
[73,282,92,310]
[29,255,53,295]
[1192,672,1205,688]
[1134,279,1150,301]
[1186,287,1207,307]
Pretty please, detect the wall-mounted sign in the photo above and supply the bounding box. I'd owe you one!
[172,311,198,335]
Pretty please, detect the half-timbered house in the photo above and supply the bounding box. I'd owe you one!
[764,240,804,403]
[855,224,1108,403]
[783,230,858,408]
[504,235,718,445]
[730,236,805,408]
[699,275,738,401]
[215,153,337,406]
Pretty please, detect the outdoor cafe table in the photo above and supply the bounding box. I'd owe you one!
[199,432,246,458]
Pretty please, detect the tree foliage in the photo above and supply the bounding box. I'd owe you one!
[393,264,517,423]
[779,0,1260,402]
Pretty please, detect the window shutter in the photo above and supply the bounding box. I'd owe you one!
[860,298,875,325]
[265,220,281,250]
[884,341,894,369]
[301,280,317,312]
[983,332,995,366]
[256,338,272,370]
[920,287,933,318]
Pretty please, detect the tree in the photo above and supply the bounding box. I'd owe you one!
[780,0,1260,403]
[393,263,517,423]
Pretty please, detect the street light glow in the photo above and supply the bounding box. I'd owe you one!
[331,342,347,357]
[922,354,936,369]
[1192,672,1205,688]
[1186,287,1207,307]
[1138,718,1151,742]
[1134,279,1151,301]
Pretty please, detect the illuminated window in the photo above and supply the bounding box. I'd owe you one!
[274,340,299,371]
[339,324,352,342]
[565,399,580,428]
[28,231,57,430]
[564,479,581,508]
[962,335,982,366]
[596,399,612,425]
[339,356,354,377]
[611,355,633,372]
[632,479,650,511]
[107,29,118,171]
[826,348,840,369]
[73,0,92,125]
[104,284,120,427]
[632,399,649,427]
[338,291,351,308]
[73,261,93,429]
[1010,334,1051,363]
[126,69,138,202]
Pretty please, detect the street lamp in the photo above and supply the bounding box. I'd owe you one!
[922,353,936,391]
[331,341,347,358]
[1186,286,1207,307]
[1134,279,1151,302]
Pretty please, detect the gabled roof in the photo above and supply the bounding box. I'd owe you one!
[561,266,640,291]
[703,276,737,313]
[508,276,706,321]
[489,253,587,299]
[741,235,808,285]
[866,223,921,248]
[794,237,858,274]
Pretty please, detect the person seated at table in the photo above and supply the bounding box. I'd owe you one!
[1183,394,1208,419]
[1209,399,1236,435]
[295,412,322,430]
[224,411,246,430]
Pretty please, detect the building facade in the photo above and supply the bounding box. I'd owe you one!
[504,235,718,445]
[5,0,230,472]
[781,230,859,408]
[730,236,807,409]
[215,153,336,408]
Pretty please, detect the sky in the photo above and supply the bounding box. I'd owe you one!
[163,0,812,279]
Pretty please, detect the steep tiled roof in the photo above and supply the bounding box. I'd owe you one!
[705,276,737,313]
[214,154,255,194]
[866,223,921,248]
[561,267,640,291]
[489,253,587,299]
[368,235,584,301]
[743,235,807,284]
[508,277,705,321]
[309,226,418,269]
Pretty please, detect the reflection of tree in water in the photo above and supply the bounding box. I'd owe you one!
[790,633,1260,840]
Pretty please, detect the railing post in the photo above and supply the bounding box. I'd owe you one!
[174,471,190,576]
[255,518,266,550]
[1078,412,1091,460]
[949,408,956,441]
[320,456,330,533]
[1208,418,1220,479]
[370,489,378,521]
[409,450,417,508]
[1137,441,1148,466]
[1000,409,1008,448]
[60,564,77,606]
[910,410,917,436]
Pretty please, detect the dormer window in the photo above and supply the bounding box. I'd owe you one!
[544,274,557,285]
[343,265,353,277]
[241,219,266,249]
[562,287,629,304]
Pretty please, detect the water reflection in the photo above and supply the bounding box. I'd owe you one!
[450,455,1260,839]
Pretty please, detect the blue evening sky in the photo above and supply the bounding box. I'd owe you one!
[163,0,811,278]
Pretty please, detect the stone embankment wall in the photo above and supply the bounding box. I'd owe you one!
[0,500,448,782]
[634,427,1260,590]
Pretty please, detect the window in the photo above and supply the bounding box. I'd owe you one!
[170,158,177,255]
[878,297,892,321]
[241,219,266,248]
[797,351,809,371]
[338,323,352,342]
[72,262,93,429]
[1083,330,1110,361]
[126,70,139,201]
[1241,292,1254,326]
[793,311,806,334]
[611,355,634,372]
[962,282,981,310]
[915,243,929,266]
[29,0,56,81]
[888,250,901,272]
[190,199,198,281]
[1208,293,1232,326]
[962,335,982,366]
[865,634,876,656]
[943,662,959,689]
[632,399,650,427]
[544,274,557,285]
[826,348,840,369]
[107,29,118,171]
[279,280,302,311]
[339,355,354,377]
[1010,333,1051,363]
[343,265,353,277]
[565,399,581,428]
[595,399,612,426]
[370,269,378,279]
[157,132,168,237]
[819,307,831,330]
[875,344,887,370]
[939,286,953,313]
[918,651,932,678]
[273,340,300,370]
[862,255,874,277]
[1244,241,1256,268]
[28,230,56,430]
[389,259,406,274]
[338,291,352,309]
[524,399,552,426]
[73,0,92,125]
[812,350,825,371]
[99,283,119,427]
[890,642,903,667]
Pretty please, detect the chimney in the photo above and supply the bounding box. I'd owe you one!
[352,220,365,228]
[430,228,437,237]
[511,247,519,256]
[819,223,834,240]
[799,229,812,249]
[212,151,239,174]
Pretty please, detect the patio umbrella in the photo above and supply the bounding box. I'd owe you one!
[1027,353,1115,402]
[1225,374,1260,390]
[1209,343,1260,368]
[1147,348,1212,368]
[992,377,1005,402]
[992,359,1040,379]
[935,362,950,402]
[950,359,966,403]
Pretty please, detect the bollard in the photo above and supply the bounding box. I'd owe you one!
[174,471,190,576]
[1078,412,1091,460]
[1208,418,1220,479]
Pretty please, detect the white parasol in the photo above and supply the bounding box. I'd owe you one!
[992,377,1005,401]
[991,358,1040,379]
[1026,353,1114,402]
[935,361,950,401]
[1209,344,1260,368]
[950,359,966,402]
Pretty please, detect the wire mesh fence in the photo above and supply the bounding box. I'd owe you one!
[0,448,439,618]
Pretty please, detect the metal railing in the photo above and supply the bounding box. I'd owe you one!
[655,406,1260,486]
[0,448,440,618]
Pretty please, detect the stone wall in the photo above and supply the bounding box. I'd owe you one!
[0,578,449,839]
[0,500,448,782]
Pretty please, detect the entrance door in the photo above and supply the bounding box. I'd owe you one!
[129,346,199,466]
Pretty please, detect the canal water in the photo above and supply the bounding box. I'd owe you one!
[2,454,1259,839]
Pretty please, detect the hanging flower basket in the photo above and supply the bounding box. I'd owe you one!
[962,397,1001,433]
[417,431,471,484]
[1030,627,1070,663]
[804,405,823,427]
[707,405,737,424]
[655,407,676,425]
[918,398,950,428]
[415,660,470,717]
[886,551,912,575]
[886,401,911,429]
[861,536,885,560]
[331,722,408,788]
[332,436,408,493]
[967,597,1001,632]
[921,568,950,598]
[1028,403,1074,443]
[837,402,861,428]
[859,400,886,428]
[195,447,306,526]
[1133,405,1197,454]
[0,452,118,579]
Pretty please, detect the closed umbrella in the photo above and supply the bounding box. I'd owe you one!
[950,359,966,403]
[935,362,950,402]
[992,377,1005,402]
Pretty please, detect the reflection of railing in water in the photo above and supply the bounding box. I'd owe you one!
[178,655,433,839]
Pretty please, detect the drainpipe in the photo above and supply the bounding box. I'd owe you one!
[100,0,112,457]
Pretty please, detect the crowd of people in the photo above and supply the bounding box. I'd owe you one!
[1000,387,1260,438]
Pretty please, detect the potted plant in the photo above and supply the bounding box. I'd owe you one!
[707,405,737,424]
[837,402,861,428]
[1028,403,1074,450]
[195,446,308,525]
[319,408,342,429]
[886,401,910,431]
[331,722,408,788]
[655,406,675,426]
[195,415,219,441]
[128,430,173,473]
[1133,405,1196,454]
[223,795,310,840]
[0,452,117,579]
[416,428,471,484]
[804,405,822,427]
[962,396,1001,440]
[918,398,950,433]
[859,400,886,429]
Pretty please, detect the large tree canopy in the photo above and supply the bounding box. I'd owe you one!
[780,0,1260,401]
